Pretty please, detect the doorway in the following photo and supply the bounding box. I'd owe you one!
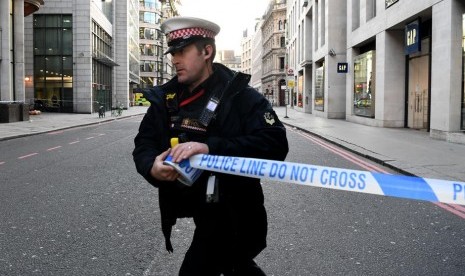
[407,38,430,130]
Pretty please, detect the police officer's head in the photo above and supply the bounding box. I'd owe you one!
[161,16,220,63]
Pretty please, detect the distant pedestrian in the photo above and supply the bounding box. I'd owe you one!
[133,16,288,275]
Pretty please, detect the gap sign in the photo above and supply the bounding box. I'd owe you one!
[405,19,421,55]
[337,63,348,73]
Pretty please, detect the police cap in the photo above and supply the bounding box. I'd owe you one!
[161,16,220,55]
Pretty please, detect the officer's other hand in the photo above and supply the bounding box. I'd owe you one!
[170,142,209,163]
[151,149,179,182]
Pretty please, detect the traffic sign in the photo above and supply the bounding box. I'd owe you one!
[288,80,295,88]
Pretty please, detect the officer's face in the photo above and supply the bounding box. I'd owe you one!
[171,43,210,92]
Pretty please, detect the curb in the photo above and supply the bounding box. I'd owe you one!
[0,113,145,142]
[282,122,415,178]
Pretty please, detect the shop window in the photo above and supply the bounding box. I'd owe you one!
[297,73,304,108]
[353,50,375,118]
[314,63,325,111]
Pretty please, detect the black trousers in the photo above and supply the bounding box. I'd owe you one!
[178,205,266,276]
[178,231,266,276]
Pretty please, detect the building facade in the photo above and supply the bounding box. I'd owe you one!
[139,0,177,92]
[262,0,287,107]
[139,0,163,89]
[251,19,264,94]
[347,0,465,144]
[241,30,253,75]
[284,0,465,144]
[286,0,346,116]
[23,0,139,113]
[0,0,44,104]
[215,50,241,71]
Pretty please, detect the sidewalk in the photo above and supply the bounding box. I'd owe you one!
[274,106,465,182]
[0,106,149,141]
[1,105,464,182]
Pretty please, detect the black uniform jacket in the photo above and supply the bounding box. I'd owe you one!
[133,63,289,257]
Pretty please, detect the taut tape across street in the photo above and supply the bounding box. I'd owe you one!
[181,154,465,206]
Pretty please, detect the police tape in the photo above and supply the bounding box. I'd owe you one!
[175,154,465,206]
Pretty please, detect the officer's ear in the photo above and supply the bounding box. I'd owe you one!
[203,45,213,59]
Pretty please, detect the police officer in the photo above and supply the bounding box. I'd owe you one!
[133,16,288,276]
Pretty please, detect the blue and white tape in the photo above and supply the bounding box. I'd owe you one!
[177,154,465,206]
[164,155,203,186]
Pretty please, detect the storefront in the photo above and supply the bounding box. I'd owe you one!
[297,72,304,108]
[406,18,431,130]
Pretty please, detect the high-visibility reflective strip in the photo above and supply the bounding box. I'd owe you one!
[173,154,465,206]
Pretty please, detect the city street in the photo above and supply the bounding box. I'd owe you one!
[0,117,464,275]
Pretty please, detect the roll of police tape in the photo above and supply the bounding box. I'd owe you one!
[164,155,203,186]
[179,154,465,206]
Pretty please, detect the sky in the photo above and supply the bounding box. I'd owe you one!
[177,0,270,53]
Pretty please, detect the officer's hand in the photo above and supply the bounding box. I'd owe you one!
[170,142,209,163]
[151,149,179,181]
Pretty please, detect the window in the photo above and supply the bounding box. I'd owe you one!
[92,21,114,111]
[314,63,325,111]
[279,57,285,70]
[33,14,73,112]
[366,0,376,20]
[353,51,376,118]
[352,0,360,31]
[139,11,160,24]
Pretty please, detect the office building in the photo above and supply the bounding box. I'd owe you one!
[23,0,139,113]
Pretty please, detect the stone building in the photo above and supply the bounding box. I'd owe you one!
[261,0,287,106]
[284,0,465,144]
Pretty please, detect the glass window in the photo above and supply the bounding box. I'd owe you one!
[34,16,45,27]
[144,28,156,40]
[34,28,45,55]
[353,50,376,118]
[140,11,156,24]
[63,28,73,55]
[34,57,45,81]
[45,28,62,55]
[33,14,73,112]
[45,15,60,28]
[314,63,325,111]
[63,57,73,83]
[91,21,114,111]
[46,56,62,79]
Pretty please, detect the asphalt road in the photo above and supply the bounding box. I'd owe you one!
[0,117,464,275]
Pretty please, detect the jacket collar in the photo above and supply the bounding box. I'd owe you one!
[141,63,250,104]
